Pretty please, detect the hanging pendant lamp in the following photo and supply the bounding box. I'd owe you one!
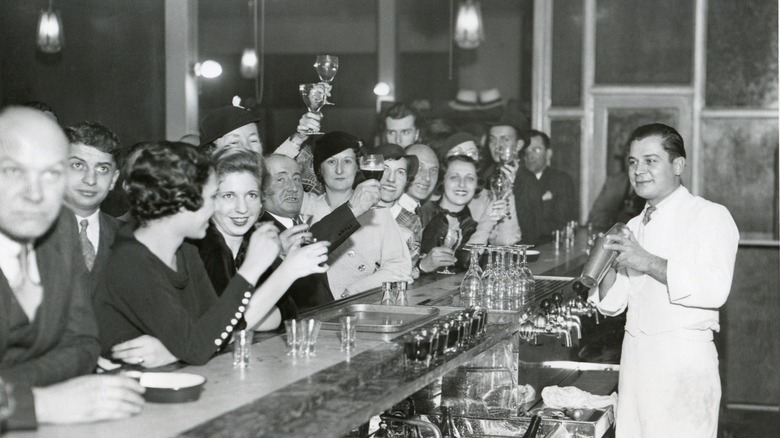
[37,0,64,54]
[454,0,484,50]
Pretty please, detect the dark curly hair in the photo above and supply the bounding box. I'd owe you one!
[65,121,122,163]
[432,155,484,197]
[127,142,213,226]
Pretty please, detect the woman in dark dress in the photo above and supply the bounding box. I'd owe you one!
[419,155,481,272]
[95,142,328,366]
[194,149,298,325]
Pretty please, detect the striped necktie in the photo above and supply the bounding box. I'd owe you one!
[642,205,657,225]
[79,219,96,271]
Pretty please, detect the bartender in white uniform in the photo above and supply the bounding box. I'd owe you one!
[590,123,739,438]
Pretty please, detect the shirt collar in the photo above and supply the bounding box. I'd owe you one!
[398,193,419,211]
[643,185,688,217]
[74,209,101,225]
[267,212,294,229]
[0,231,25,260]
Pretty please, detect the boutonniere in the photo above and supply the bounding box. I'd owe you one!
[542,190,553,201]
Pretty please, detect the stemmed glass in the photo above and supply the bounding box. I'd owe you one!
[313,55,338,105]
[437,227,461,274]
[297,213,315,245]
[359,154,385,181]
[493,246,510,302]
[460,244,484,302]
[299,83,327,135]
[518,245,535,304]
[481,246,497,305]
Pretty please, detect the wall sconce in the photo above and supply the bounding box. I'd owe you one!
[373,82,391,97]
[454,0,484,50]
[37,1,64,54]
[240,48,258,79]
[194,60,222,79]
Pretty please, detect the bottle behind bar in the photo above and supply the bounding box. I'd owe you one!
[521,414,542,437]
[439,400,461,438]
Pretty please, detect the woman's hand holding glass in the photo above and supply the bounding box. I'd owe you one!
[237,222,281,283]
[279,224,314,255]
[419,247,457,273]
[282,240,331,276]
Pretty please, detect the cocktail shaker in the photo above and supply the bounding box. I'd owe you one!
[577,222,630,289]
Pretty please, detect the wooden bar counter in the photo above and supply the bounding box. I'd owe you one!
[8,237,594,438]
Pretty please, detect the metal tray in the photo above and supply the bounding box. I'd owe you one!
[319,304,440,333]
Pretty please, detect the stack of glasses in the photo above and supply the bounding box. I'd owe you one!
[460,244,536,311]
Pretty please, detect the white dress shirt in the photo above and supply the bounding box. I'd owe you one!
[0,233,41,287]
[592,185,740,338]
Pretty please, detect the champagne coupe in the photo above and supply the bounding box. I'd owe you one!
[299,83,326,135]
[297,213,315,245]
[297,213,313,226]
[437,227,461,274]
[313,55,338,105]
[359,154,385,181]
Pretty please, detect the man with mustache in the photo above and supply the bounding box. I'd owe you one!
[260,154,380,310]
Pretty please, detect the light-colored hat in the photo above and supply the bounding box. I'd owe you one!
[449,89,479,110]
[478,88,504,109]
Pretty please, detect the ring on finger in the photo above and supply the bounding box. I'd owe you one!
[136,357,145,365]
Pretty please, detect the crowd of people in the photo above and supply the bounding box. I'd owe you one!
[1,99,735,436]
[0,100,588,428]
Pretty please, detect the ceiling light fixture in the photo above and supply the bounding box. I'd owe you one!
[37,0,64,54]
[454,0,484,50]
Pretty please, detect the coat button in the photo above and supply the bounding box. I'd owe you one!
[348,250,356,257]
[358,264,366,272]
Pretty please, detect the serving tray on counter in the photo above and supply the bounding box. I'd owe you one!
[319,304,440,333]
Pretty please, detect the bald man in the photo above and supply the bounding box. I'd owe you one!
[0,107,144,429]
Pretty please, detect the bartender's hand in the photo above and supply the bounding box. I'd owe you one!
[604,232,668,284]
[238,222,281,282]
[348,180,381,217]
[111,335,178,369]
[419,247,457,273]
[33,375,145,424]
[279,224,313,256]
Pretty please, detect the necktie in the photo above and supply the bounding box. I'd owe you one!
[13,245,43,322]
[642,205,657,225]
[79,219,96,271]
[292,215,302,226]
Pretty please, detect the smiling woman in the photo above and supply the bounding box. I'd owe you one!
[95,142,330,367]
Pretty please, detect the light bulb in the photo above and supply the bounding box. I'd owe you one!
[373,82,391,97]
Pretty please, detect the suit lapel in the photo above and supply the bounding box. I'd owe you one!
[0,269,12,357]
[93,212,119,273]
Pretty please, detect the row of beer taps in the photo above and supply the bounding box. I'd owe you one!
[518,290,599,348]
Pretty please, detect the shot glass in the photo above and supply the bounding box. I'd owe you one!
[284,319,299,356]
[340,315,357,351]
[233,329,253,368]
[303,319,323,356]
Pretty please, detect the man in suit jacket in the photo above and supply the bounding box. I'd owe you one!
[261,154,378,311]
[0,106,144,430]
[522,130,577,241]
[62,122,123,295]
